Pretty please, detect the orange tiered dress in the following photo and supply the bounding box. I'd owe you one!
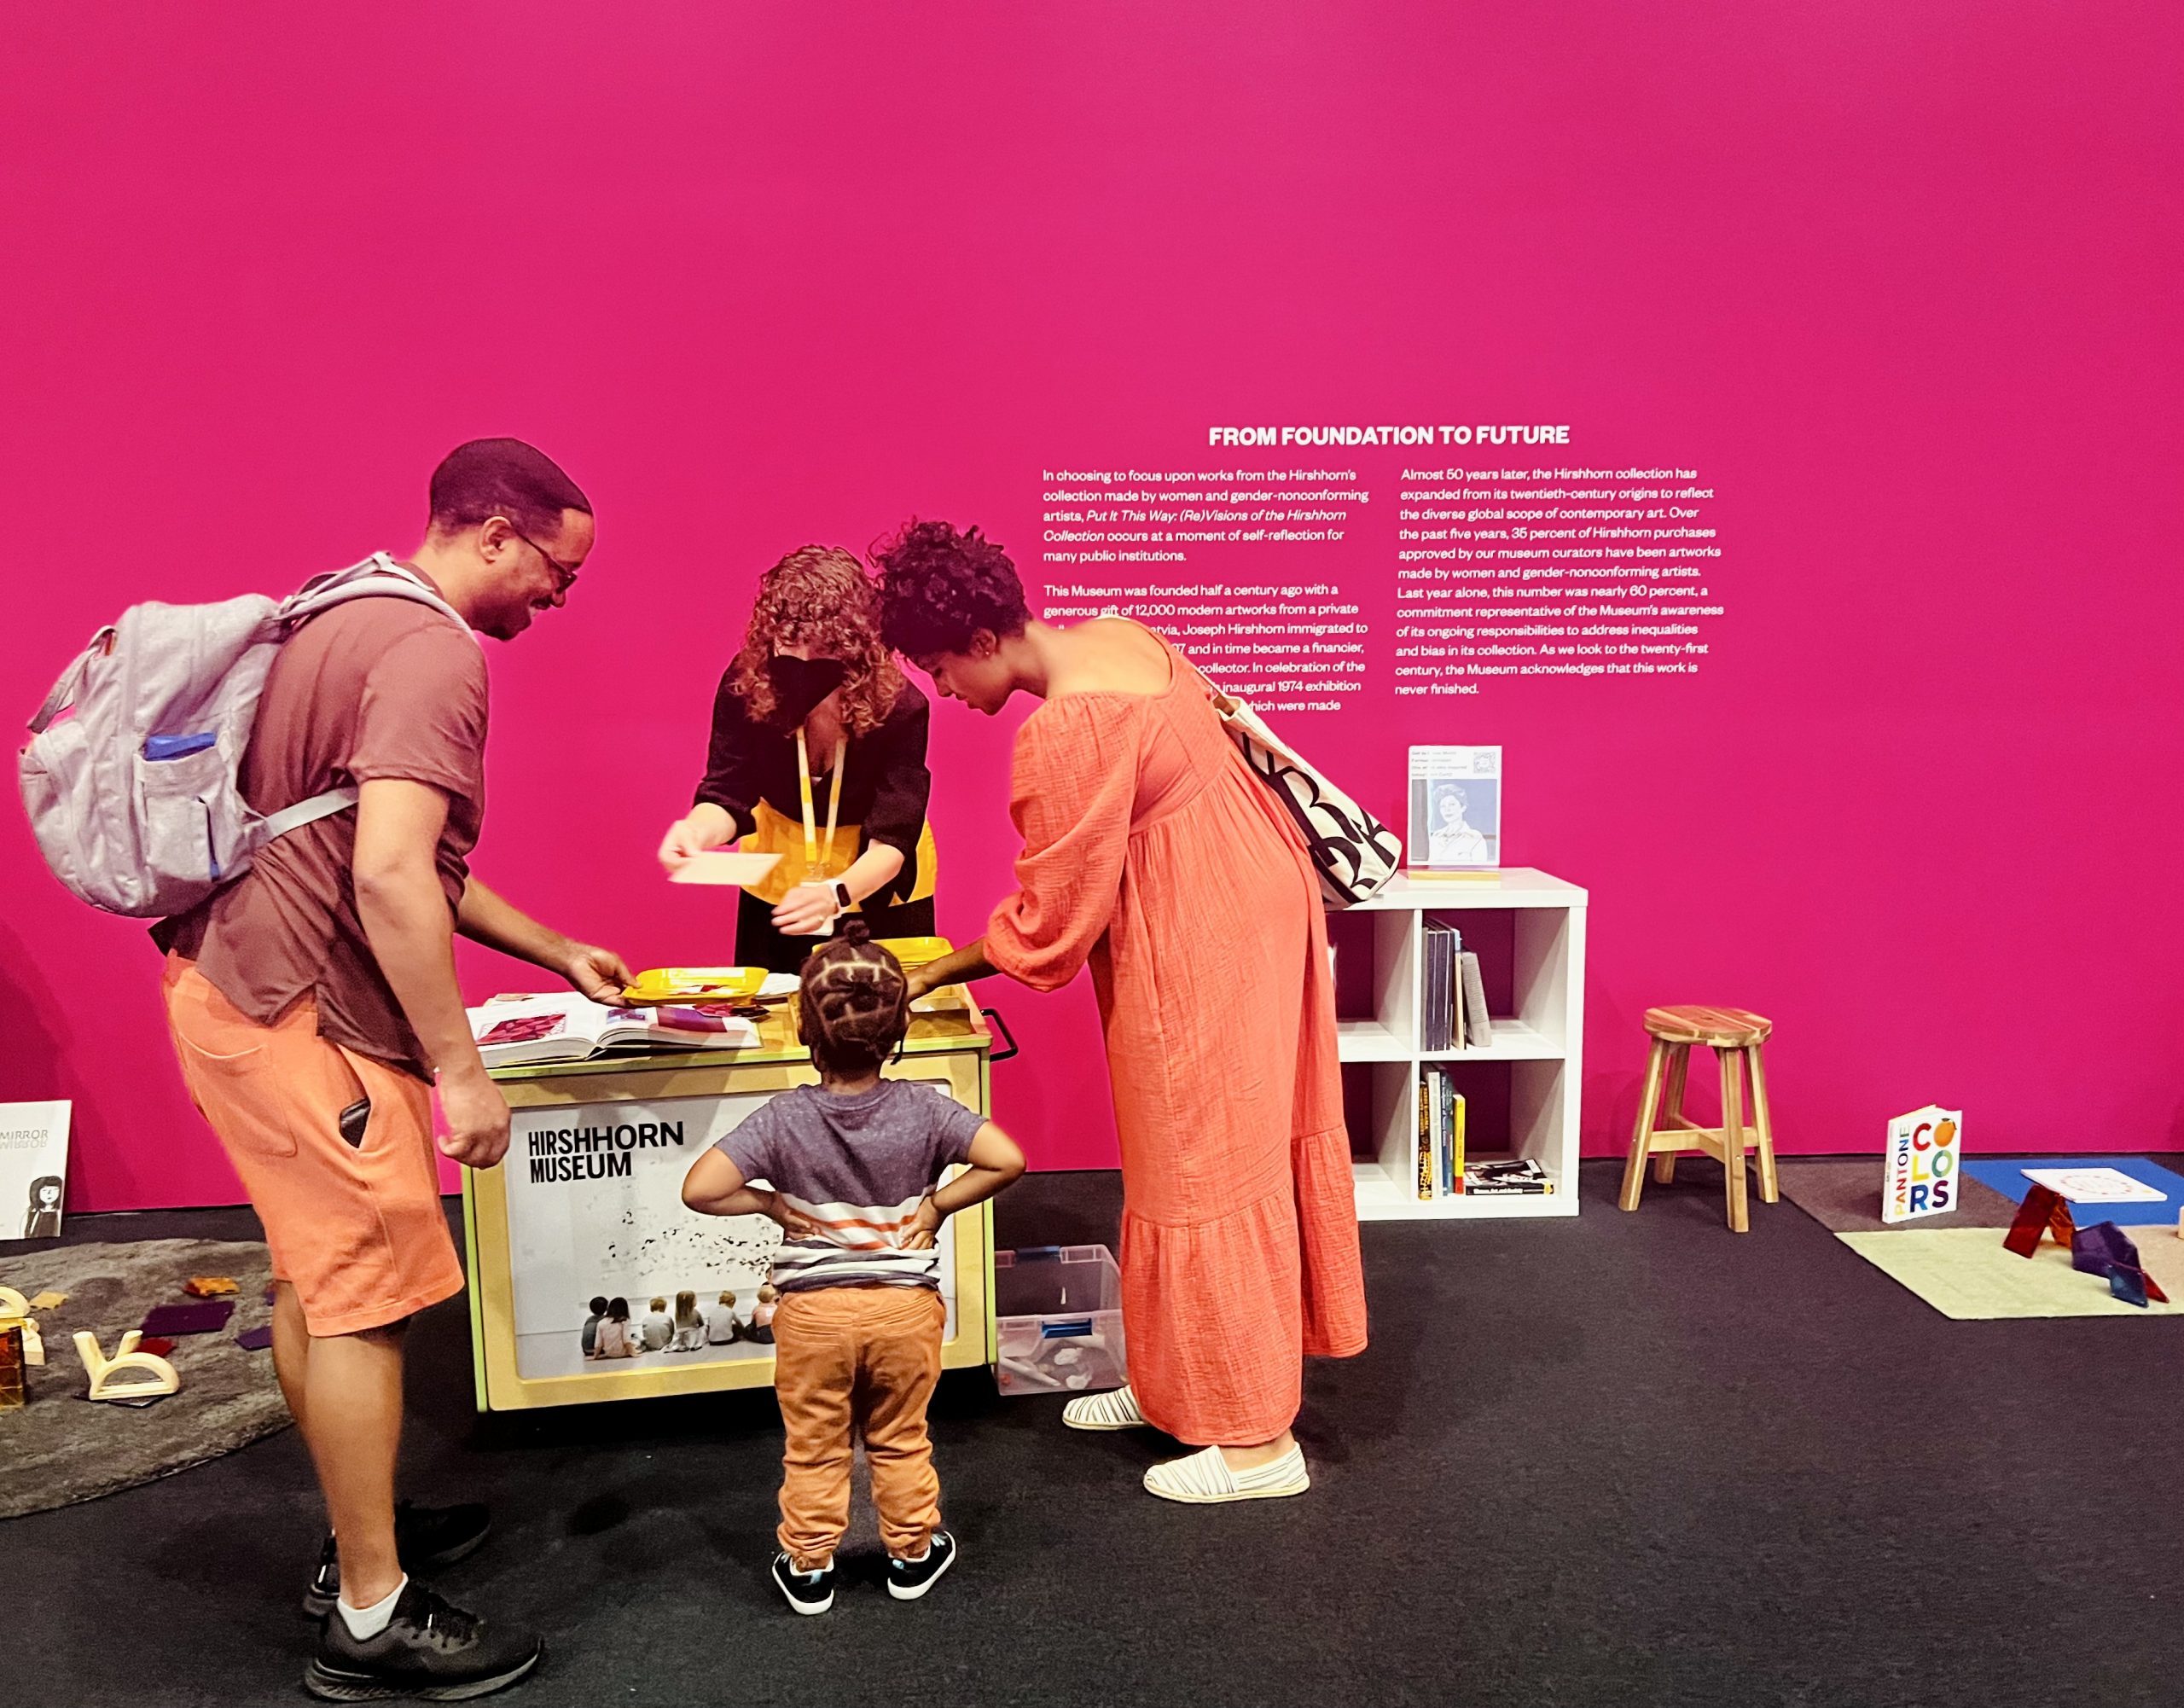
[985,638,1368,1445]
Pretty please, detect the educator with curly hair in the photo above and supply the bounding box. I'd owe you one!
[876,519,1367,1506]
[659,545,938,972]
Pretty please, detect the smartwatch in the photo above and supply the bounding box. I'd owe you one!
[831,880,852,915]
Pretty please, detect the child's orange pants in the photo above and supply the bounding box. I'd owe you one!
[772,1285,946,1568]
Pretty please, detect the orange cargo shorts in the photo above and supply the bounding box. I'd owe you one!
[162,956,464,1336]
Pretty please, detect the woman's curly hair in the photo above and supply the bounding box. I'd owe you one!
[729,545,904,734]
[874,519,1030,658]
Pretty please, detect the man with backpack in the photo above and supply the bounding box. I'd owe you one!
[150,439,626,1700]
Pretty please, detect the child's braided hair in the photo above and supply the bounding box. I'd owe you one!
[797,920,909,1076]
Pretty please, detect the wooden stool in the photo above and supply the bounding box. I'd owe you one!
[1618,1005,1777,1233]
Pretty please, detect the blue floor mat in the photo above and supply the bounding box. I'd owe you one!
[1960,1156,2184,1229]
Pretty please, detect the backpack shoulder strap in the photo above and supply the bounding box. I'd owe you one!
[260,787,361,839]
[26,631,111,735]
[281,553,474,636]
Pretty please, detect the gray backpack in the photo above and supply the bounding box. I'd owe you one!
[20,554,471,918]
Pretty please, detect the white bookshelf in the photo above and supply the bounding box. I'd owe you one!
[1331,869,1588,1221]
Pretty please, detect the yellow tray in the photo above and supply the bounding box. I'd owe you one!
[620,967,770,1004]
[874,935,953,970]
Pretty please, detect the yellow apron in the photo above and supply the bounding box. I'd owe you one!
[740,732,938,909]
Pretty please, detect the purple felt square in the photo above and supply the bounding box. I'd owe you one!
[141,1300,235,1336]
[235,1325,274,1351]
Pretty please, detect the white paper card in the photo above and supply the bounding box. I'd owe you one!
[668,851,783,887]
[2020,1167,2165,1204]
[0,1101,72,1239]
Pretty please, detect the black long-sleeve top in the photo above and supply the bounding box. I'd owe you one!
[693,671,934,892]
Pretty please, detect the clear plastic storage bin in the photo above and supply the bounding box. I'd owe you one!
[993,1245,1128,1397]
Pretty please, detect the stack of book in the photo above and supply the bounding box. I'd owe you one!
[1463,1158,1554,1196]
[1414,1066,1466,1200]
[1421,921,1493,1052]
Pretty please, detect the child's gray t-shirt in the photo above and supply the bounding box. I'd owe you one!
[717,1079,985,1293]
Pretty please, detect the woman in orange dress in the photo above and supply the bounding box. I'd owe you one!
[877,520,1367,1504]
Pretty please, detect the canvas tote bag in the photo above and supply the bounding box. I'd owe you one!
[1206,684,1402,907]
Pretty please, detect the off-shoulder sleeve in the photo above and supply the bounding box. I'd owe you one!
[985,696,1141,993]
[694,668,762,838]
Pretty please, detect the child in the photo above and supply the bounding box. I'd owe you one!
[640,1296,673,1352]
[682,923,1024,1614]
[580,1294,608,1357]
[671,1290,708,1351]
[706,1291,741,1345]
[593,1298,639,1359]
[746,1284,778,1345]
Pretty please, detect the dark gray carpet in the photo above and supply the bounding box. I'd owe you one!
[1777,1157,2021,1233]
[0,1238,287,1518]
[4,1164,2182,1708]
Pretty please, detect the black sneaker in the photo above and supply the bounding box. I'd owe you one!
[305,1580,541,1701]
[886,1530,958,1601]
[303,1502,494,1618]
[770,1552,837,1616]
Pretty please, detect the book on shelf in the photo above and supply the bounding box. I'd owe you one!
[1414,1066,1467,1200]
[1458,951,1493,1049]
[1415,1081,1432,1200]
[468,993,760,1069]
[1463,1158,1554,1195]
[1421,930,1493,1053]
[1422,921,1460,1052]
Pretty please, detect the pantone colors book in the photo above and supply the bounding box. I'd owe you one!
[1881,1106,1963,1223]
[469,995,759,1068]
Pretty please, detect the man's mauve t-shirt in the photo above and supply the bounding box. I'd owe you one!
[155,580,487,1080]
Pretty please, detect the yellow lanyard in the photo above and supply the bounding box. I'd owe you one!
[794,728,848,874]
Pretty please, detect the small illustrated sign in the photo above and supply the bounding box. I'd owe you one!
[0,1101,71,1240]
[1883,1105,1962,1223]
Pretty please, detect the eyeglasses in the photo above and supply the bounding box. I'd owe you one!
[507,524,581,593]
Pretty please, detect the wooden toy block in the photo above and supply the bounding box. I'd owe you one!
[73,1329,180,1402]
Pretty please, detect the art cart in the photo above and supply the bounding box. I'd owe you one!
[460,996,999,1411]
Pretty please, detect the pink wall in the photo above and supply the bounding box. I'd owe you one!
[4,3,2179,1212]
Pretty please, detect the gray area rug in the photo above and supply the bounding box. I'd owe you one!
[0,1239,288,1519]
[1776,1159,2018,1235]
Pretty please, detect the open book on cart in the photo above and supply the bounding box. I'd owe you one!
[468,994,761,1068]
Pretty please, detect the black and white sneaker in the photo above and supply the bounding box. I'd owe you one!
[770,1552,837,1615]
[886,1530,958,1602]
[304,1502,494,1618]
[305,1580,542,1701]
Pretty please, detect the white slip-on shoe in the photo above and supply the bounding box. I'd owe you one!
[1061,1384,1149,1431]
[1143,1444,1310,1504]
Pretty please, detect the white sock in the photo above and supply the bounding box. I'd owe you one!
[897,1541,931,1564]
[338,1574,407,1640]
